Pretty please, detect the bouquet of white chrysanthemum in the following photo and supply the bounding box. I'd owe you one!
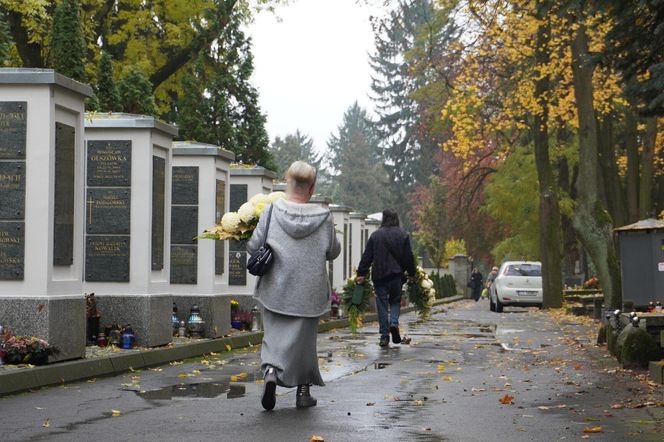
[198,191,286,241]
[407,266,436,321]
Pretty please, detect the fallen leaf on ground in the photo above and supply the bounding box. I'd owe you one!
[191,370,201,375]
[42,419,50,428]
[441,376,453,381]
[582,426,602,433]
[225,344,232,352]
[538,404,566,411]
[230,375,239,382]
[366,402,375,406]
[310,436,324,442]
[169,361,183,366]
[111,410,121,417]
[437,364,446,371]
[178,373,188,379]
[414,400,423,406]
[499,394,514,405]
[87,378,96,383]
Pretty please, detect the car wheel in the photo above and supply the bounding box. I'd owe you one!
[495,297,504,313]
[489,296,496,312]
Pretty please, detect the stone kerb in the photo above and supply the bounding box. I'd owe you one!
[83,113,177,347]
[170,141,235,338]
[0,68,92,361]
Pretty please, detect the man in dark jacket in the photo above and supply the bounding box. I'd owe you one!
[357,209,416,347]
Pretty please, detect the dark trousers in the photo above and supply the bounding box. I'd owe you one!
[374,276,403,338]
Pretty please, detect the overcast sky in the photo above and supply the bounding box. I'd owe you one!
[247,0,380,155]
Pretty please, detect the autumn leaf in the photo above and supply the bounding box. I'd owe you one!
[499,394,514,405]
[310,436,324,442]
[178,373,188,379]
[437,364,446,372]
[230,375,239,382]
[42,419,50,428]
[610,404,624,409]
[111,410,121,417]
[191,370,201,375]
[366,402,375,406]
[225,344,232,352]
[582,426,602,433]
[37,303,45,312]
[441,376,453,381]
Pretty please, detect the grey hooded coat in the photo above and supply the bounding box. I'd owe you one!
[247,198,341,317]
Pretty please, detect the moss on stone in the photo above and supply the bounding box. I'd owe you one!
[620,327,662,369]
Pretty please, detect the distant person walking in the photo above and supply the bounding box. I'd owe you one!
[469,267,484,302]
[486,266,499,290]
[356,209,415,347]
[248,161,340,411]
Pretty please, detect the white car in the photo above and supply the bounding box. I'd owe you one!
[489,261,543,312]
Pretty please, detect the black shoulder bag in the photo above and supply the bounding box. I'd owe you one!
[246,205,274,276]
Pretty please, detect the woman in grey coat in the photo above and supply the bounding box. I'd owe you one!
[248,161,340,411]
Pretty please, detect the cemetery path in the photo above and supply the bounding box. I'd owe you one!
[0,300,662,441]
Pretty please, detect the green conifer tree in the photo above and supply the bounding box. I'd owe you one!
[0,13,12,66]
[118,67,156,115]
[96,52,122,112]
[50,0,87,82]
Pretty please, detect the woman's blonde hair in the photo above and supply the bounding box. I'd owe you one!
[286,161,317,192]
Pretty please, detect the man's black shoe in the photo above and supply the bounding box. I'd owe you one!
[379,336,389,347]
[389,325,402,344]
[261,367,277,411]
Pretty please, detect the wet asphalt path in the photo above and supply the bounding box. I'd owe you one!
[0,299,661,441]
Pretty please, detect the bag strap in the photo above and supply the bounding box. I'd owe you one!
[261,204,273,247]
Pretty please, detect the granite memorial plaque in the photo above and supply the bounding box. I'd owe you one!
[170,245,197,284]
[86,188,131,234]
[228,250,247,286]
[171,206,198,245]
[53,123,75,266]
[229,184,247,212]
[87,140,131,186]
[0,222,24,280]
[0,102,27,160]
[85,236,130,282]
[171,166,198,205]
[215,179,225,275]
[0,161,25,219]
[151,156,165,270]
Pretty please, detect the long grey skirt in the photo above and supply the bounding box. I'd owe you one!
[261,309,324,388]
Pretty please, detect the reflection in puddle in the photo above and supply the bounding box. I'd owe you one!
[136,381,246,400]
[374,362,391,370]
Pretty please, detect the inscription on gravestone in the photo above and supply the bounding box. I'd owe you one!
[151,156,165,270]
[53,123,75,266]
[170,245,197,284]
[215,179,225,275]
[0,222,24,280]
[171,206,198,245]
[0,102,27,160]
[171,167,198,205]
[0,161,25,219]
[86,188,131,234]
[228,250,247,286]
[85,236,130,282]
[87,140,131,186]
[229,184,247,212]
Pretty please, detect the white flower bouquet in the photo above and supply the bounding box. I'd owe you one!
[198,191,286,241]
[407,266,436,320]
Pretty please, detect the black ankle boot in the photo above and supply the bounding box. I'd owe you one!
[261,366,277,411]
[296,384,317,408]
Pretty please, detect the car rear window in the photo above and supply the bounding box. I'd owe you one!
[504,264,541,277]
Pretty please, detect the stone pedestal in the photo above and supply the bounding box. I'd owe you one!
[83,113,177,347]
[227,166,276,296]
[0,69,91,361]
[169,142,235,338]
[451,254,472,298]
[349,212,367,273]
[330,205,352,292]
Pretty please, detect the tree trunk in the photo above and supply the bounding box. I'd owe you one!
[570,16,621,309]
[6,11,44,67]
[598,116,627,227]
[624,107,639,222]
[533,4,563,308]
[638,118,657,218]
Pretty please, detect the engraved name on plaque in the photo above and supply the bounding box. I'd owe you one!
[151,156,165,270]
[53,123,75,265]
[170,166,199,284]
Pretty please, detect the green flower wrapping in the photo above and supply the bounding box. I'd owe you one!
[342,275,374,334]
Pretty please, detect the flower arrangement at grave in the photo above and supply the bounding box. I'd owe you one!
[407,266,436,321]
[582,276,600,290]
[342,273,374,334]
[198,191,287,241]
[0,330,57,365]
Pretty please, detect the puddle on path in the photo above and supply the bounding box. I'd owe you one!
[136,381,246,400]
[374,362,391,370]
